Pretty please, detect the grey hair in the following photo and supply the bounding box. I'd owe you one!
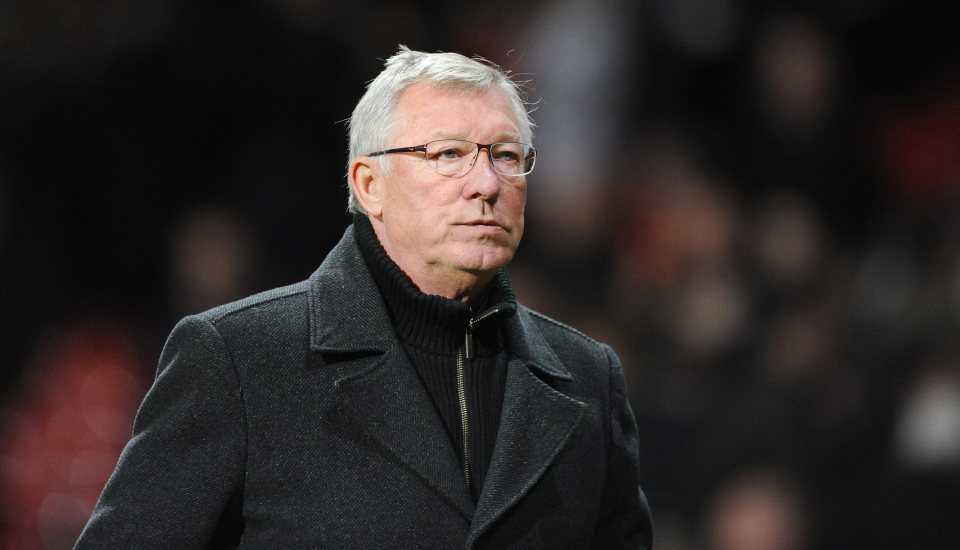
[346,45,535,214]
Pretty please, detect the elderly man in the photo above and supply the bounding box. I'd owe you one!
[76,46,653,549]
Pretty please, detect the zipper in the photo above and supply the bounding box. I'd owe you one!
[456,345,470,492]
[457,305,506,494]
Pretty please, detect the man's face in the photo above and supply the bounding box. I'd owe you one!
[371,83,527,289]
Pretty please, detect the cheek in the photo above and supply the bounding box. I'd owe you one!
[507,185,528,219]
[387,185,450,241]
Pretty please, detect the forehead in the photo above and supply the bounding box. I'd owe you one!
[392,82,521,141]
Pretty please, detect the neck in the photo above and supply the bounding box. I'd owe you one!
[412,266,494,303]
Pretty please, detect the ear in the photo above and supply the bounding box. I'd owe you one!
[349,156,384,218]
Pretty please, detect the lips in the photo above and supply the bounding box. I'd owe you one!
[461,220,506,230]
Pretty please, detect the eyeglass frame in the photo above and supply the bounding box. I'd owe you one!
[366,139,537,177]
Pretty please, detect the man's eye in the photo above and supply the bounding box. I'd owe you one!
[438,148,461,159]
[494,151,519,162]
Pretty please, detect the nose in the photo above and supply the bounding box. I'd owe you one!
[462,146,501,200]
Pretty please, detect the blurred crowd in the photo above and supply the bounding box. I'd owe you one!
[1,0,959,548]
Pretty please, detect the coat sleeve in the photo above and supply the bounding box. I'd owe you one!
[75,315,246,549]
[593,345,654,550]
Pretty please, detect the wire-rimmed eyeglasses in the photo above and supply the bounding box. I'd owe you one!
[367,139,537,177]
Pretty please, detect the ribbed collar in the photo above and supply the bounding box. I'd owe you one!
[353,214,517,355]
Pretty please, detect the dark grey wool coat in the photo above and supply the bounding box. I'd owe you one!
[75,226,653,549]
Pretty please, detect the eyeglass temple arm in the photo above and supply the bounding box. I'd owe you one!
[368,145,427,157]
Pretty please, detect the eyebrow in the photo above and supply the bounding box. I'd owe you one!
[429,132,524,143]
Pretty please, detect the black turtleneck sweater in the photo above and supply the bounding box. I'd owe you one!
[353,215,517,502]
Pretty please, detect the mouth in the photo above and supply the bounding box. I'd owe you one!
[461,220,506,230]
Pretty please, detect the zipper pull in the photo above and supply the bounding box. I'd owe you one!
[465,305,503,360]
[464,323,475,359]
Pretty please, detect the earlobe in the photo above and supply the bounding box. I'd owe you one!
[350,157,384,217]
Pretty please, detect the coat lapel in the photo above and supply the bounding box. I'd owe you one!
[307,228,475,520]
[467,309,588,547]
[307,228,588,536]
[323,344,475,520]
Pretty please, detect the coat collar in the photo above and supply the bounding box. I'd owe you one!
[308,226,573,382]
[307,226,396,354]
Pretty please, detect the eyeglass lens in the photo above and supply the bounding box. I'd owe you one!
[424,140,534,176]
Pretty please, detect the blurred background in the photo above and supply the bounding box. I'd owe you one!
[1,0,959,548]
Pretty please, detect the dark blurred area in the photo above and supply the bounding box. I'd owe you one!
[2,0,959,548]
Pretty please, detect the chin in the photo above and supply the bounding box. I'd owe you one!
[453,244,515,273]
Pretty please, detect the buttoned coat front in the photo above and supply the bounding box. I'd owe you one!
[75,227,653,549]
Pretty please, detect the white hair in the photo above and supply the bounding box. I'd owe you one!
[346,45,534,214]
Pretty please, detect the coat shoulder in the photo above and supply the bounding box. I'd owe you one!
[517,306,615,380]
[196,280,309,322]
[179,280,314,379]
[191,280,311,339]
[520,307,608,353]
